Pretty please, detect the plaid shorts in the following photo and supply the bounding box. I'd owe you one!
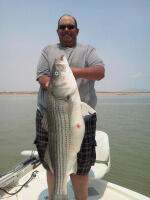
[34,109,97,175]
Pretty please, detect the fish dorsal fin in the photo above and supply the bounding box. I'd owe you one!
[81,102,96,120]
[41,113,48,132]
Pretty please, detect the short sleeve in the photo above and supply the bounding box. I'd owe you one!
[36,47,50,81]
[85,46,105,68]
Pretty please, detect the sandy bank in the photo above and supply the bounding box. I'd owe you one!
[0,93,37,97]
[0,92,150,97]
[96,92,150,96]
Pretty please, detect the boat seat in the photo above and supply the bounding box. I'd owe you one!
[88,131,110,179]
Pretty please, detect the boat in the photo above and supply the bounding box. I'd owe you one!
[0,131,149,200]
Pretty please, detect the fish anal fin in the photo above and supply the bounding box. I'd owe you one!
[67,158,77,175]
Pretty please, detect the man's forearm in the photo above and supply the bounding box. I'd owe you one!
[70,65,105,81]
[38,65,105,89]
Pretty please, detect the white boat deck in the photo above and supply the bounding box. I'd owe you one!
[0,165,149,200]
[0,131,149,200]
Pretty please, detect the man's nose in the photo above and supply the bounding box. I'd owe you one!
[64,27,69,31]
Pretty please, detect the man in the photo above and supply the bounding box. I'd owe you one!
[34,14,105,200]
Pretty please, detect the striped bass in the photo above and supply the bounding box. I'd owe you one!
[42,55,96,200]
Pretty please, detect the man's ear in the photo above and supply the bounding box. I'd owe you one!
[76,28,79,36]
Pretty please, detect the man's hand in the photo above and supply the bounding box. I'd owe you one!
[38,76,50,89]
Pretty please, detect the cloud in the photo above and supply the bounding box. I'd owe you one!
[132,73,143,78]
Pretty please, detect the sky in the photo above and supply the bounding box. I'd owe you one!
[0,0,150,92]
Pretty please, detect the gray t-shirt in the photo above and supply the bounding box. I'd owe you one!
[36,43,105,114]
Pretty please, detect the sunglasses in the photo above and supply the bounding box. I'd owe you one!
[58,24,76,30]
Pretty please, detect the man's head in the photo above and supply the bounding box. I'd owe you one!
[57,14,79,48]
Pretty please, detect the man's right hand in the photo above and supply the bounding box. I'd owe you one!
[38,76,50,89]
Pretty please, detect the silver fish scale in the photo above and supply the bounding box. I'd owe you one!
[47,93,71,195]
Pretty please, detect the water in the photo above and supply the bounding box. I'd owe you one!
[0,96,37,173]
[0,95,150,197]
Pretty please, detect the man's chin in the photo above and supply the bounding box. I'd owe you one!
[61,40,75,47]
[62,38,72,44]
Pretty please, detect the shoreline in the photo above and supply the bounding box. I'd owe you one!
[0,92,150,97]
[0,93,38,97]
[96,92,150,96]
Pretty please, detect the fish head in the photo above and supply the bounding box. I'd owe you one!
[50,55,77,99]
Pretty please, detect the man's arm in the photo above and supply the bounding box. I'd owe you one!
[70,65,105,81]
[38,65,104,89]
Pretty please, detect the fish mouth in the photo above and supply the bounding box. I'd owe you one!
[56,55,67,61]
[55,55,66,63]
[60,55,65,61]
[55,56,67,69]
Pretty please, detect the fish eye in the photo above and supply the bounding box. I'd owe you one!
[54,71,59,76]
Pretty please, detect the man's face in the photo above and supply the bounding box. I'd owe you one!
[57,16,79,48]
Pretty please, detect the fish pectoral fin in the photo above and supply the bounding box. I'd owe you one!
[81,102,96,120]
[41,113,48,132]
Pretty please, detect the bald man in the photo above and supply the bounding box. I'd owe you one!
[34,14,105,200]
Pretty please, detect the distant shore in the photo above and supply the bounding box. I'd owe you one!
[0,92,150,97]
[0,92,38,97]
[96,92,150,96]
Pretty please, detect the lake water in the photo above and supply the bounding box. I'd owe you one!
[0,95,150,197]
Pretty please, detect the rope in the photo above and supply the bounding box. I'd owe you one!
[0,170,38,196]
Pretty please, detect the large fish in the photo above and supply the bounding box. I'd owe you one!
[42,56,96,200]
